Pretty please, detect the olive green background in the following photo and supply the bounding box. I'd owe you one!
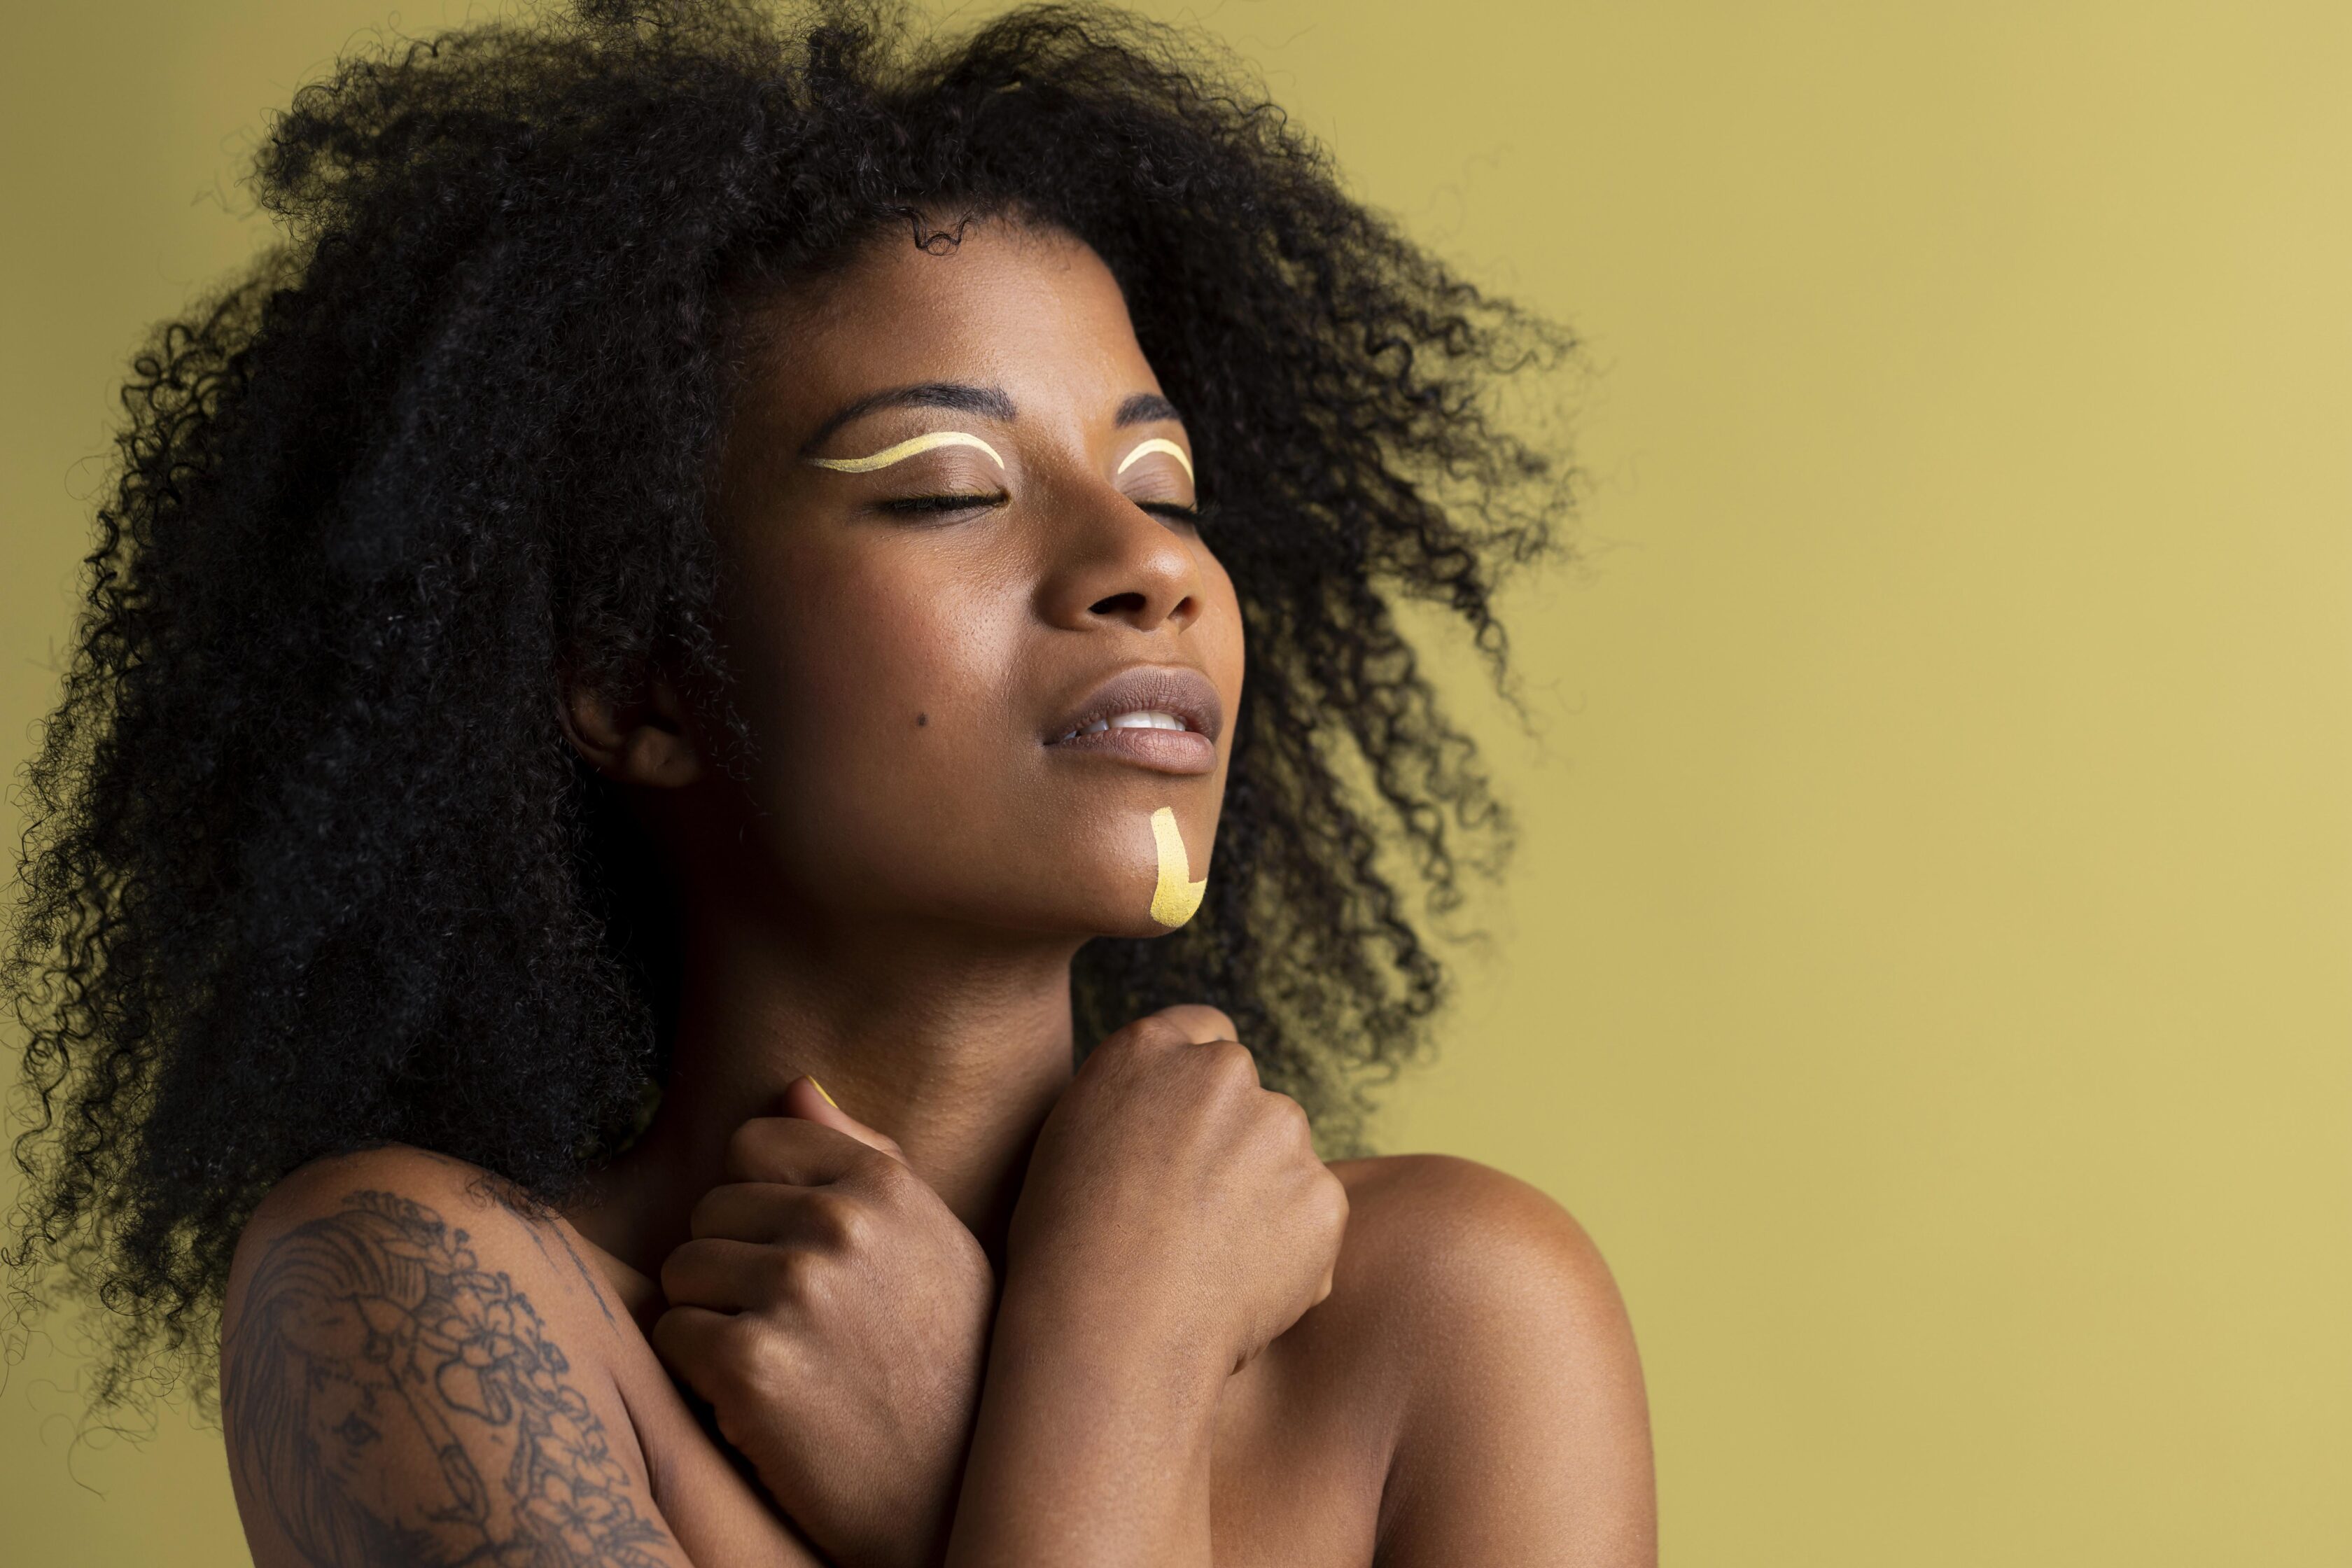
[4,2,2346,1562]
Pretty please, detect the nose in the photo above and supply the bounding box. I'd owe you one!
[1035,479,1206,636]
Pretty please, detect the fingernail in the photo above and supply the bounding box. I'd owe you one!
[808,1076,839,1110]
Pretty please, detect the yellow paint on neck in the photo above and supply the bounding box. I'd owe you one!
[1149,806,1208,928]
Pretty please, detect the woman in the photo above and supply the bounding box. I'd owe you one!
[4,2,1653,1562]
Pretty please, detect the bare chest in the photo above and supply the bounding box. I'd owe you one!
[573,1217,1394,1566]
[602,1303,1390,1567]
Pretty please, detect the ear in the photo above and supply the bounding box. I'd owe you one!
[560,666,706,790]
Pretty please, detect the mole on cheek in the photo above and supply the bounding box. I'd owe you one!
[917,713,928,727]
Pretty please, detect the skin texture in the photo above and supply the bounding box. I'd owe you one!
[219,221,1654,1565]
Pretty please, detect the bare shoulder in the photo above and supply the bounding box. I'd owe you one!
[222,1143,688,1568]
[1326,1152,1634,1346]
[234,1141,519,1268]
[230,1142,626,1334]
[1326,1152,1637,1373]
[1323,1154,1656,1567]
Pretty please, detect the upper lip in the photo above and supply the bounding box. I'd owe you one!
[1043,663,1224,746]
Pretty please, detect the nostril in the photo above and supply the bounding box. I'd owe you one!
[1088,590,1149,615]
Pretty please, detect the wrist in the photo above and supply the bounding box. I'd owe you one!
[941,1276,1222,1567]
[991,1270,1228,1415]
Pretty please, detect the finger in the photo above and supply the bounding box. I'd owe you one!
[1147,1002,1240,1044]
[659,1236,786,1312]
[724,1111,895,1186]
[780,1074,909,1163]
[648,1301,741,1389]
[688,1180,863,1247]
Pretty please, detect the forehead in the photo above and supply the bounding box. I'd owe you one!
[737,220,1156,441]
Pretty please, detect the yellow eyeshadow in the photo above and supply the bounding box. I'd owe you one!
[806,430,1007,473]
[1115,437,1195,482]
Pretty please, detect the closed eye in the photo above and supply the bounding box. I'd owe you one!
[877,492,1011,515]
[1136,500,1201,524]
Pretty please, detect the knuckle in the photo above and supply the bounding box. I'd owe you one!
[1194,1004,1240,1041]
[1266,1088,1313,1139]
[750,1246,812,1306]
[1155,1002,1240,1043]
[1315,1169,1351,1233]
[779,1248,844,1310]
[652,1308,771,1401]
[706,1312,762,1372]
[1203,1037,1261,1089]
[808,1191,873,1251]
[1119,1016,1184,1054]
[657,1240,713,1302]
[722,1119,780,1182]
[860,1151,917,1203]
[686,1185,736,1239]
[706,1320,776,1401]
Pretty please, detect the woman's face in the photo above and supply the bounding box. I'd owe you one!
[699,220,1243,942]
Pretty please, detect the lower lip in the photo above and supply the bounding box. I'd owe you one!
[1044,727,1217,775]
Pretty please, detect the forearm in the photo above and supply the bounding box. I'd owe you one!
[943,1283,1224,1568]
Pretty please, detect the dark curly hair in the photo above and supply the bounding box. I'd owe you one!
[4,0,1572,1420]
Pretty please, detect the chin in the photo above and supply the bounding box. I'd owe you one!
[1016,892,1189,944]
[1099,913,1190,942]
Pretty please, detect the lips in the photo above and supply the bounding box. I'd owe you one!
[1042,664,1224,776]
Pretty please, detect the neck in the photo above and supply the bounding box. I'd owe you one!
[572,893,1086,1283]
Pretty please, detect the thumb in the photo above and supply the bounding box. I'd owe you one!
[781,1074,909,1165]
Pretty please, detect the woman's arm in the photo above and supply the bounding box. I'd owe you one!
[652,1095,996,1568]
[939,1006,1348,1568]
[940,1264,1227,1567]
[221,1146,822,1568]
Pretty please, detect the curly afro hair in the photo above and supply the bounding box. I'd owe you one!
[4,0,1572,1419]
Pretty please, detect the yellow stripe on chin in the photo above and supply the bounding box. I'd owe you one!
[1149,806,1208,928]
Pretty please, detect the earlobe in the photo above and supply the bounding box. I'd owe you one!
[559,671,706,789]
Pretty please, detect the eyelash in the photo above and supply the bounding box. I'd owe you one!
[877,493,1203,524]
[878,492,1010,515]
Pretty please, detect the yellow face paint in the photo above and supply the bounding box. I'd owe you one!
[806,430,1007,473]
[1115,437,1195,482]
[1148,806,1208,928]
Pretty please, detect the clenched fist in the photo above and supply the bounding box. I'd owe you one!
[652,1077,994,1568]
[1005,1004,1350,1380]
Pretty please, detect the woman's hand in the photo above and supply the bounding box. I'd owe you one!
[1005,1003,1349,1378]
[652,1077,994,1568]
[944,1004,1348,1567]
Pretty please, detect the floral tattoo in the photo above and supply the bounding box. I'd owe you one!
[223,1189,672,1566]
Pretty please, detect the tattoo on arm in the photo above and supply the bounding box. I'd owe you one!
[405,1147,621,1334]
[224,1189,673,1567]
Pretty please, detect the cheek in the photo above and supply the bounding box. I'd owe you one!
[780,580,962,741]
[728,529,976,737]
[1195,547,1247,698]
[721,538,1029,878]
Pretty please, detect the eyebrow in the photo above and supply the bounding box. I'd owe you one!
[798,382,1018,456]
[796,382,1184,455]
[1116,393,1182,428]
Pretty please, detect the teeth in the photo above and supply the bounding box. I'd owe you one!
[1062,709,1189,742]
